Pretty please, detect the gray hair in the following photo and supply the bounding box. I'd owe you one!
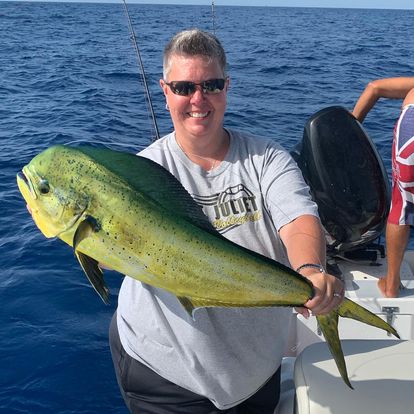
[163,29,227,79]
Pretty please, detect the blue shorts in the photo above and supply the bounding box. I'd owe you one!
[109,313,281,414]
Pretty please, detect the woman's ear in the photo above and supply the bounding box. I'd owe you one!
[160,79,169,97]
[225,76,230,92]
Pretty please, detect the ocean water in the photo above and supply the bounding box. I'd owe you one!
[2,1,414,412]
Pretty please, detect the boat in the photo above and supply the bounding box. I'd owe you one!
[275,107,414,414]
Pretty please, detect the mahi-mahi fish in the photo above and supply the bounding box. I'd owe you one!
[17,145,399,388]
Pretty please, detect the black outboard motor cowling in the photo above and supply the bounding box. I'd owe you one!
[291,106,391,254]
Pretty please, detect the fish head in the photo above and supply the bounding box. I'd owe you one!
[17,146,89,239]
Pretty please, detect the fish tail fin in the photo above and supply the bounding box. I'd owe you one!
[316,312,353,389]
[315,297,400,389]
[338,297,400,338]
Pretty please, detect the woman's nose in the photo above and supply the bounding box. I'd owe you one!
[190,86,206,103]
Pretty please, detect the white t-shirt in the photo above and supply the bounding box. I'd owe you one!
[117,129,318,409]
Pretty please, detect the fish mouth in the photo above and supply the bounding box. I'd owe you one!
[17,171,29,186]
[17,167,38,200]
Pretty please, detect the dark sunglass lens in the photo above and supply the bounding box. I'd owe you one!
[203,79,225,93]
[171,81,195,96]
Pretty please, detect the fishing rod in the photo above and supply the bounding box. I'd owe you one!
[122,0,160,141]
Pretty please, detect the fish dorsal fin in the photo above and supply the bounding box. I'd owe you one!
[73,215,109,304]
[76,146,217,234]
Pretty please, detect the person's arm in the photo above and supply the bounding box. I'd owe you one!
[279,214,344,316]
[403,88,414,107]
[353,77,414,122]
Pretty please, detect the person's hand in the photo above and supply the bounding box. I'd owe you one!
[296,271,344,318]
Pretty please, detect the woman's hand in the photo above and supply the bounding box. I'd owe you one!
[296,270,344,318]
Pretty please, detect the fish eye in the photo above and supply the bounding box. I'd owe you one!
[39,179,50,195]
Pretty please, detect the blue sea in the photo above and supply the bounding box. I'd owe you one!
[2,1,414,412]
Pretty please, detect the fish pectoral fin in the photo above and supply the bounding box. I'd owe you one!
[72,215,109,304]
[338,297,400,338]
[73,215,101,249]
[75,250,110,305]
[316,311,353,389]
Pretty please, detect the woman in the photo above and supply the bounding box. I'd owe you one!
[110,29,344,414]
[353,77,414,298]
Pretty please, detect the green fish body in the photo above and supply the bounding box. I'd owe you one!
[17,145,399,388]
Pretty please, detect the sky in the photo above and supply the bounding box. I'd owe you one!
[7,0,414,10]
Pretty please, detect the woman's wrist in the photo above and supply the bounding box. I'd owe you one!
[295,263,325,275]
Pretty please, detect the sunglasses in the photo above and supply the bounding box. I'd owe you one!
[164,78,226,96]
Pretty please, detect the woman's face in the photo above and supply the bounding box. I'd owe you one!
[160,54,228,142]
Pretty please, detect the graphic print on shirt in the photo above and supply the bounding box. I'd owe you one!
[192,184,262,233]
